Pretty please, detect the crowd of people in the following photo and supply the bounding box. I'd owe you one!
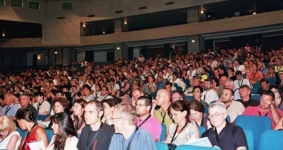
[0,44,283,150]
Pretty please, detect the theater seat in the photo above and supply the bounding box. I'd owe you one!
[243,129,254,150]
[155,142,168,150]
[45,129,54,143]
[258,130,283,150]
[160,124,167,141]
[176,145,221,150]
[234,115,272,150]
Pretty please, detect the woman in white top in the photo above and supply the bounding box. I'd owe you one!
[165,100,199,146]
[0,115,21,150]
[47,112,78,150]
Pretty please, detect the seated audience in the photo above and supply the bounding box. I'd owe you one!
[0,115,21,150]
[220,88,245,122]
[171,90,185,102]
[201,79,219,105]
[153,89,173,132]
[109,103,157,150]
[77,100,114,150]
[236,85,260,108]
[257,78,274,95]
[15,108,48,150]
[71,99,87,134]
[101,98,118,125]
[0,93,19,118]
[47,112,78,150]
[202,101,247,150]
[136,96,161,141]
[17,94,37,120]
[165,100,199,146]
[243,91,283,128]
[33,92,50,115]
[189,100,211,129]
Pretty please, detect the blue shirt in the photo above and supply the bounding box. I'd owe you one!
[0,104,19,117]
[108,128,157,150]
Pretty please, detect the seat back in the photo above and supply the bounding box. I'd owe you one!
[251,94,261,101]
[258,130,283,150]
[198,126,206,136]
[36,115,49,121]
[176,145,221,150]
[234,115,272,150]
[251,82,260,94]
[155,142,168,150]
[45,129,54,143]
[243,129,254,150]
[16,127,26,138]
[267,77,277,85]
[160,124,167,141]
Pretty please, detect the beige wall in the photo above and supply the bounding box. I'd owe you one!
[1,10,283,48]
[0,0,44,23]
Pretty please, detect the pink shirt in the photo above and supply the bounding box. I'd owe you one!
[243,106,283,128]
[137,116,162,141]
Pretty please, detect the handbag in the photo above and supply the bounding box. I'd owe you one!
[167,143,177,150]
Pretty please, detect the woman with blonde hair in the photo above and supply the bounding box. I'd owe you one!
[0,115,21,150]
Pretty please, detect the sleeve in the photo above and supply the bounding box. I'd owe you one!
[136,132,157,150]
[77,127,87,149]
[43,102,51,112]
[152,120,162,141]
[234,127,248,148]
[66,137,79,150]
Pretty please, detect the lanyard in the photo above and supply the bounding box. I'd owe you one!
[161,109,168,124]
[138,115,151,127]
[87,123,103,150]
[171,122,189,143]
[258,111,270,116]
[4,105,12,115]
[238,79,244,87]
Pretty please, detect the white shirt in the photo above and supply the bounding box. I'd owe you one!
[234,65,245,74]
[47,135,78,150]
[234,78,251,100]
[226,100,245,122]
[201,89,219,105]
[0,131,21,150]
[172,78,187,91]
[33,101,51,114]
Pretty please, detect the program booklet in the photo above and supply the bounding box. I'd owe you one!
[28,140,46,150]
[186,137,213,147]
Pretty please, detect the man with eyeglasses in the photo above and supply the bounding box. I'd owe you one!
[135,96,161,141]
[243,91,283,128]
[109,103,157,150]
[202,101,247,150]
[77,100,114,150]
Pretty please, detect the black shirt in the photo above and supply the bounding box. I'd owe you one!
[17,104,37,120]
[202,123,247,150]
[236,99,260,108]
[77,123,114,150]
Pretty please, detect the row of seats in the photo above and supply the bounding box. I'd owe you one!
[156,129,282,150]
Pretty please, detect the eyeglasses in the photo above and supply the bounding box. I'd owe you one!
[208,113,224,119]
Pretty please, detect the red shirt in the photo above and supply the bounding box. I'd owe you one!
[243,106,283,128]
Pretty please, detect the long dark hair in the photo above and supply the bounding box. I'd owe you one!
[73,99,87,131]
[52,112,77,150]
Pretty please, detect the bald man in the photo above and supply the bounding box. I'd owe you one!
[153,89,173,131]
